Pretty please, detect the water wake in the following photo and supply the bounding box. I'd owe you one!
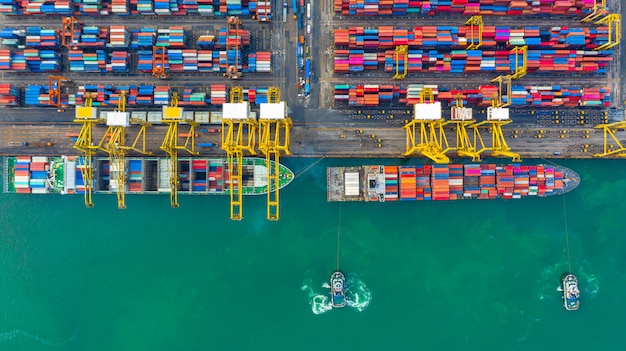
[302,274,372,314]
[0,329,77,347]
[345,275,371,312]
[534,261,599,301]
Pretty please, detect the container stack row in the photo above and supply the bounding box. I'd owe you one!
[0,0,15,14]
[155,26,186,47]
[7,0,269,16]
[399,166,416,200]
[216,27,251,48]
[11,156,50,194]
[0,84,19,106]
[334,84,398,106]
[334,26,610,50]
[0,27,59,48]
[128,160,143,192]
[333,0,594,16]
[383,165,398,201]
[334,48,612,74]
[137,48,271,73]
[68,50,130,72]
[192,159,208,192]
[11,84,285,107]
[208,160,224,193]
[334,83,611,107]
[381,164,565,201]
[0,26,131,49]
[0,49,61,72]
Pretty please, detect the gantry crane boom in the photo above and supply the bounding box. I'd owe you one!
[403,88,450,163]
[160,91,198,208]
[73,92,104,207]
[102,91,152,209]
[258,87,292,220]
[221,86,256,219]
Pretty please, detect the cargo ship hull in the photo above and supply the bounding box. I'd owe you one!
[327,164,579,202]
[4,156,293,195]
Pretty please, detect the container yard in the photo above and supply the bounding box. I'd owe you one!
[0,0,624,214]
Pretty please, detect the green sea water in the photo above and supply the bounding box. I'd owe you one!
[1,158,625,350]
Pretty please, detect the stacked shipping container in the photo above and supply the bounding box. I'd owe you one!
[381,164,566,201]
[334,26,611,50]
[9,0,267,17]
[334,84,611,107]
[334,0,594,16]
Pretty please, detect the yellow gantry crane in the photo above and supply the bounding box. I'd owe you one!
[595,14,621,50]
[160,91,199,208]
[403,88,451,164]
[510,45,527,79]
[469,75,521,161]
[581,0,608,23]
[450,94,480,161]
[465,15,483,50]
[392,45,408,80]
[102,91,152,209]
[258,87,292,220]
[593,121,626,157]
[73,93,102,208]
[221,86,257,220]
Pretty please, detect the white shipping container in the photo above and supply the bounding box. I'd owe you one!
[31,156,49,163]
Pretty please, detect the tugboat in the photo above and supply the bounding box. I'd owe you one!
[330,271,346,308]
[562,273,580,311]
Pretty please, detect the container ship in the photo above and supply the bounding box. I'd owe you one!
[327,163,579,202]
[4,156,294,195]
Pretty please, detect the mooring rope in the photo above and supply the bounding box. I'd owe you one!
[563,196,572,273]
[294,156,326,178]
[336,203,342,271]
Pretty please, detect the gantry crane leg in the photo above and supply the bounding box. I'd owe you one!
[392,45,408,80]
[402,88,450,163]
[470,120,521,162]
[465,15,483,50]
[595,14,621,50]
[511,46,527,79]
[581,0,608,23]
[594,121,626,157]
